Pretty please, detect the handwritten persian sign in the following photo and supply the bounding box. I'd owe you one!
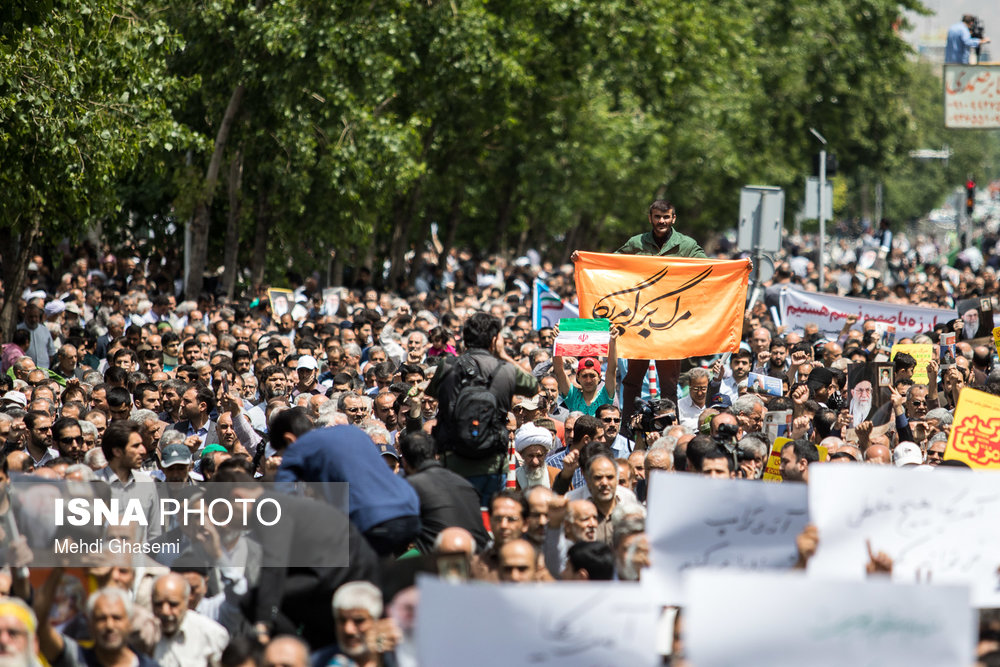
[416,577,658,667]
[574,252,749,360]
[945,387,1000,469]
[944,65,1000,129]
[684,570,973,667]
[890,344,934,385]
[809,464,1000,607]
[644,472,808,604]
[552,318,610,357]
[780,288,953,339]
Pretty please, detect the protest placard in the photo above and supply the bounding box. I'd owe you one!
[321,287,341,318]
[748,372,782,397]
[945,387,1000,469]
[644,472,808,604]
[416,577,659,666]
[809,464,1000,607]
[994,325,1000,359]
[939,331,957,368]
[890,344,933,385]
[761,436,793,482]
[762,439,827,482]
[684,570,972,667]
[762,410,790,444]
[267,288,293,317]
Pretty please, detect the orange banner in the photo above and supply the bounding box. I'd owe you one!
[574,252,750,360]
[945,387,1000,468]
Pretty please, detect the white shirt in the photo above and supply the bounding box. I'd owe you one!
[153,610,229,667]
[677,394,706,432]
[94,467,162,540]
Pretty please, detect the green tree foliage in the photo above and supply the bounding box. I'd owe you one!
[7,0,992,299]
[0,0,187,336]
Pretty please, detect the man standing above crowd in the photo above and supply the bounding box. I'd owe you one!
[572,200,706,427]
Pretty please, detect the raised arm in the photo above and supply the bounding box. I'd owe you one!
[34,568,66,663]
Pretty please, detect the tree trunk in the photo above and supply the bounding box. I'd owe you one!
[386,196,411,291]
[562,212,594,264]
[222,148,244,300]
[440,196,461,263]
[0,217,42,341]
[186,83,245,300]
[250,194,272,292]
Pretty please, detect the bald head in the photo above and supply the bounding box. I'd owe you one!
[864,444,891,464]
[263,636,310,667]
[151,573,190,636]
[498,538,537,583]
[434,527,475,556]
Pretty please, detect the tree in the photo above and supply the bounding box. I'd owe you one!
[0,0,188,338]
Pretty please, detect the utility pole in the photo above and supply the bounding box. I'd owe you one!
[810,128,828,290]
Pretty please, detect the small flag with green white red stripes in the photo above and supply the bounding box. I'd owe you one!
[553,318,611,357]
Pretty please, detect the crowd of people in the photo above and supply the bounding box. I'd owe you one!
[0,200,997,666]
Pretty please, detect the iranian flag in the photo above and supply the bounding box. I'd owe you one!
[553,318,611,357]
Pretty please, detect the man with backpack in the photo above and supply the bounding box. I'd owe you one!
[426,312,540,505]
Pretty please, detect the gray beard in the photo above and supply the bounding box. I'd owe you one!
[850,397,872,426]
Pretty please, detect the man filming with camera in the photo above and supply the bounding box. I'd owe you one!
[947,14,989,64]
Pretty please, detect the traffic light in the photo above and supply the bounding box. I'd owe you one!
[966,179,976,215]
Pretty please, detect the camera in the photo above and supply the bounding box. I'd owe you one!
[634,399,676,433]
[971,16,985,40]
[714,422,739,444]
[827,391,846,411]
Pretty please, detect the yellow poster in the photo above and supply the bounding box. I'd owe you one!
[993,326,1000,360]
[762,438,827,482]
[945,387,1000,468]
[890,344,934,385]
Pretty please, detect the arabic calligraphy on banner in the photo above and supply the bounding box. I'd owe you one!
[944,65,1000,128]
[779,288,954,339]
[574,252,750,360]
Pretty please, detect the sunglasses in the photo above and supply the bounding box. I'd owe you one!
[59,436,84,444]
[602,417,621,423]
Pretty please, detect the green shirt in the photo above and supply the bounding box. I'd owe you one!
[562,383,612,416]
[615,230,706,258]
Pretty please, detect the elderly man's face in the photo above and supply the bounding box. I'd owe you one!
[905,387,929,420]
[335,608,374,659]
[90,596,130,651]
[0,608,32,660]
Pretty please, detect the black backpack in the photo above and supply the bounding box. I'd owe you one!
[448,354,506,459]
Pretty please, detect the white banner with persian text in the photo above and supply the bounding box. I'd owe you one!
[645,472,808,605]
[808,464,1000,607]
[779,287,954,339]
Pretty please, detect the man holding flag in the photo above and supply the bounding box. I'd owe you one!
[574,199,708,428]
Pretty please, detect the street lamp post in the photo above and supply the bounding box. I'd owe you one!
[810,128,828,290]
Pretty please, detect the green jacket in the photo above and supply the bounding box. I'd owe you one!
[615,230,706,258]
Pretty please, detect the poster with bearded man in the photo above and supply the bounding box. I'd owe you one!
[847,364,877,428]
